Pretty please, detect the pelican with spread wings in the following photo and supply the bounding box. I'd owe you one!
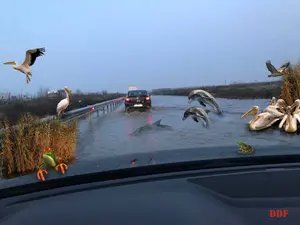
[3,48,45,84]
[265,60,290,77]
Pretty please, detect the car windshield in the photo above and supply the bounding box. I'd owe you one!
[128,90,148,97]
[0,1,299,190]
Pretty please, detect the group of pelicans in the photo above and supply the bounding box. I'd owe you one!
[242,97,300,133]
[2,48,71,117]
[182,89,300,133]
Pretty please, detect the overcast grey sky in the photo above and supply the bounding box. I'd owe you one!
[1,0,300,94]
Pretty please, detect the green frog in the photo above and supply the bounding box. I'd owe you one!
[37,147,68,181]
[237,141,254,155]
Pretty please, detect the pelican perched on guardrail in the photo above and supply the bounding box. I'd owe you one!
[3,47,45,84]
[57,87,71,117]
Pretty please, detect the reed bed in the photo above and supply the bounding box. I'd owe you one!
[279,63,300,105]
[0,114,77,178]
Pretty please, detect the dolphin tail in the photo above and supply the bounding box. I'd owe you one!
[153,119,162,125]
[202,116,210,128]
[207,100,222,115]
[203,120,209,128]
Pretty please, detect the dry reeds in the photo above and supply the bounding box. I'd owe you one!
[0,114,77,178]
[280,63,300,105]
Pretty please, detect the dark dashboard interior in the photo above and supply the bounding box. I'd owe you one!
[1,159,299,225]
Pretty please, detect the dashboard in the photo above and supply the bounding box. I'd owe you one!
[1,162,299,225]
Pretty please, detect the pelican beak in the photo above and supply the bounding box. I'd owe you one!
[241,107,257,119]
[67,89,72,95]
[3,61,16,65]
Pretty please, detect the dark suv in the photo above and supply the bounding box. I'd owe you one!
[125,90,152,111]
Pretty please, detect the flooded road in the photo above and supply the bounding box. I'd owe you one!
[75,96,300,161]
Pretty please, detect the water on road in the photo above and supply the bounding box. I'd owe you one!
[75,96,299,161]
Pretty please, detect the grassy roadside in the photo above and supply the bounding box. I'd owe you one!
[0,92,124,178]
[0,115,77,178]
[0,93,124,129]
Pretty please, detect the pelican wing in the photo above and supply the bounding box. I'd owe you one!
[278,62,290,72]
[265,60,278,73]
[22,48,45,66]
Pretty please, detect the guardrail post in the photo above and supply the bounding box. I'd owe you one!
[88,112,91,121]
[107,105,109,113]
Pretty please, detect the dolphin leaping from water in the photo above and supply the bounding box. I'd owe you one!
[182,107,210,128]
[188,89,222,115]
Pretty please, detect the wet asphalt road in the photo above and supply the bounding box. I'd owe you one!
[75,95,300,161]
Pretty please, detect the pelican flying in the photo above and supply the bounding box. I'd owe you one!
[265,60,290,77]
[3,48,45,84]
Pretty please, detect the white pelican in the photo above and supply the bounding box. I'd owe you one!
[291,99,300,114]
[279,106,300,133]
[263,98,286,116]
[57,87,71,117]
[241,106,283,131]
[3,48,45,84]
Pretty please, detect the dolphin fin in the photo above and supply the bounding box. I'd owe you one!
[153,119,162,125]
[192,117,199,123]
[198,100,206,107]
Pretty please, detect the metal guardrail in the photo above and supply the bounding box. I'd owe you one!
[0,97,125,135]
[60,97,125,122]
